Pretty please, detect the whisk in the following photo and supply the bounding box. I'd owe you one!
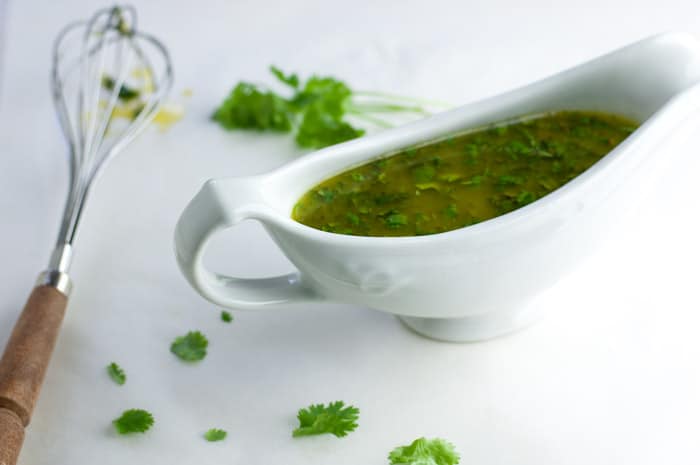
[0,6,172,463]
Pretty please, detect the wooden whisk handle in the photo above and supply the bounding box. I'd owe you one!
[0,284,69,465]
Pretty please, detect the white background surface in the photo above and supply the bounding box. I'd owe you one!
[1,1,700,464]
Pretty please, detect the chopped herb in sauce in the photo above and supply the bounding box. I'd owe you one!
[292,111,638,236]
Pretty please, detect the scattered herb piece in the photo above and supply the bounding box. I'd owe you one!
[388,437,460,465]
[496,175,524,186]
[385,213,408,228]
[445,203,458,218]
[107,362,126,385]
[170,331,208,362]
[516,191,536,206]
[204,428,228,442]
[221,310,233,323]
[316,188,336,202]
[292,401,359,438]
[113,409,154,434]
[213,66,434,149]
[346,212,360,225]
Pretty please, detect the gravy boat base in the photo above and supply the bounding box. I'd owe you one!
[400,299,547,342]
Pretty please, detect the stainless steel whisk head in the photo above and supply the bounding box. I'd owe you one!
[47,5,172,278]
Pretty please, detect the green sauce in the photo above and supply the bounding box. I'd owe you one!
[292,111,638,237]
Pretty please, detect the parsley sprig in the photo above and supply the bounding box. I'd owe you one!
[213,66,438,149]
[292,401,359,438]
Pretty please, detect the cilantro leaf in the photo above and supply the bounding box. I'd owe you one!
[291,76,352,115]
[212,82,293,131]
[113,409,154,434]
[204,428,227,442]
[296,106,364,148]
[388,437,460,465]
[270,65,299,89]
[292,401,359,438]
[106,362,126,385]
[221,310,233,323]
[170,330,208,362]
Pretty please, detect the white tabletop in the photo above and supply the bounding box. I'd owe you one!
[1,1,700,464]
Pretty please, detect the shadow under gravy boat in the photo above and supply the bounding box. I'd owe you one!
[175,33,700,342]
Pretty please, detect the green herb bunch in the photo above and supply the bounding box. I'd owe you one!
[213,66,436,149]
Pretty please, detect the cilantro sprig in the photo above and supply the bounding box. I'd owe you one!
[213,66,437,149]
[292,401,359,438]
[170,330,208,362]
[113,409,154,434]
[388,437,460,465]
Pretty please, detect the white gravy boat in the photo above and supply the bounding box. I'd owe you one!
[175,33,700,342]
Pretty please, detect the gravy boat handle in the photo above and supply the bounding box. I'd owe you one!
[174,178,319,308]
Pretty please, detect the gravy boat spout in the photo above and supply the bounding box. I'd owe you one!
[175,33,700,342]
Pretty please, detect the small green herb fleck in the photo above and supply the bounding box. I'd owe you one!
[316,188,336,202]
[516,191,536,206]
[497,175,524,186]
[446,203,458,218]
[462,174,486,186]
[385,213,408,228]
[204,428,228,442]
[346,212,360,225]
[107,362,126,385]
[221,311,233,323]
[506,140,533,156]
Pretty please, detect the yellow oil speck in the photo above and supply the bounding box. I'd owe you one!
[111,105,139,120]
[181,88,194,98]
[130,67,154,93]
[152,103,184,131]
